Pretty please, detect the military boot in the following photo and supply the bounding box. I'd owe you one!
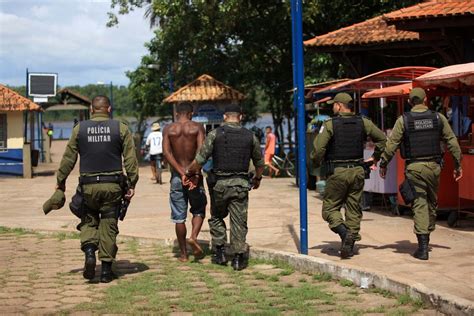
[82,244,97,280]
[413,234,429,260]
[231,253,247,271]
[100,261,116,283]
[331,224,353,259]
[212,245,228,266]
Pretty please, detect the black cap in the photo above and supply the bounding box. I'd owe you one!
[224,104,242,114]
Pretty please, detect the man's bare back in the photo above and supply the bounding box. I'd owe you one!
[163,118,205,176]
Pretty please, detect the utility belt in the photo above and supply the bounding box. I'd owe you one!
[79,174,124,185]
[70,174,129,227]
[405,156,442,166]
[325,160,371,178]
[215,174,250,181]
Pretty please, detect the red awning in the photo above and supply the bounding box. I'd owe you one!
[314,66,437,94]
[362,83,412,99]
[413,63,474,91]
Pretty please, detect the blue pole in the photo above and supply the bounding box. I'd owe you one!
[291,0,308,255]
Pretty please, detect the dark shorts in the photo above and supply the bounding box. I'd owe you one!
[150,153,163,162]
[169,172,207,223]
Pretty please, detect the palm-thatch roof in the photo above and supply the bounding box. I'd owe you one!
[0,84,41,111]
[164,74,245,103]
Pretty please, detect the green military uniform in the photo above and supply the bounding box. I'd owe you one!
[57,113,139,263]
[195,122,264,256]
[313,113,386,243]
[380,105,462,236]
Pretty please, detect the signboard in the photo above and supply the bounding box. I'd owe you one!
[196,104,223,123]
[28,73,57,97]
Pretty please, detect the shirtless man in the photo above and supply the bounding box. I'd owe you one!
[163,102,207,262]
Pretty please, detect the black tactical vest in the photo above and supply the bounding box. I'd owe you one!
[400,110,442,160]
[77,119,123,173]
[325,116,365,161]
[212,125,254,173]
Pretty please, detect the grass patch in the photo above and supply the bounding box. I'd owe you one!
[54,231,80,240]
[313,272,332,282]
[339,279,354,287]
[0,226,29,235]
[369,287,396,298]
[126,239,140,255]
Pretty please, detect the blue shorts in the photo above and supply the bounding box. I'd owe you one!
[170,172,207,223]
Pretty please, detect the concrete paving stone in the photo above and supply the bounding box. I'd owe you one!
[26,300,61,309]
[0,298,30,306]
[69,311,94,316]
[26,308,62,315]
[30,293,63,301]
[157,291,181,298]
[189,281,207,288]
[169,313,193,316]
[60,296,92,304]
[31,282,59,289]
[61,290,93,298]
[63,284,91,291]
[5,281,30,287]
[0,291,30,299]
[0,305,27,313]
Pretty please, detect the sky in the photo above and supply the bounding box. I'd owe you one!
[0,0,154,87]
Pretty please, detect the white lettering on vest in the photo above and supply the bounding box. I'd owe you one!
[86,125,112,143]
[414,119,434,130]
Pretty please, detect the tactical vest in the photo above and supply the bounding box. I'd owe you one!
[77,119,123,173]
[400,110,442,160]
[212,125,253,173]
[325,116,365,161]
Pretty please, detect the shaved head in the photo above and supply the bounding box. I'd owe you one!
[91,96,111,112]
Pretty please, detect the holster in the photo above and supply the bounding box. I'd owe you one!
[206,170,217,189]
[69,186,84,219]
[399,178,417,205]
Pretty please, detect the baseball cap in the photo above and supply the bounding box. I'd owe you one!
[43,189,66,215]
[151,122,160,131]
[224,104,242,114]
[409,88,426,104]
[327,92,353,105]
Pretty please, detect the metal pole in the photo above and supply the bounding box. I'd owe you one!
[109,81,114,118]
[24,68,29,144]
[291,0,308,255]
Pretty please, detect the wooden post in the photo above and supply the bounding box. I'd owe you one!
[23,143,32,178]
[42,128,51,163]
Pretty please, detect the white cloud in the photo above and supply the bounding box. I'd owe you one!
[0,0,154,86]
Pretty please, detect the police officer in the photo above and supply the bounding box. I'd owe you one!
[186,104,265,270]
[379,88,462,260]
[313,92,386,259]
[56,96,139,282]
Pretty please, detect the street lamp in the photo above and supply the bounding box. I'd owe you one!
[97,81,114,118]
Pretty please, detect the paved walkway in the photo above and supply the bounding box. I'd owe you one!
[1,140,473,304]
[0,230,438,315]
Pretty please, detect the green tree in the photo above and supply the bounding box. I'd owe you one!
[108,0,422,145]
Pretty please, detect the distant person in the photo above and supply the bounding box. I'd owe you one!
[379,88,462,261]
[313,93,386,259]
[162,103,207,262]
[52,95,138,282]
[264,126,279,177]
[186,104,265,271]
[146,122,163,184]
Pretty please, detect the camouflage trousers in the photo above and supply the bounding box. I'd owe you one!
[209,183,249,254]
[405,161,441,234]
[80,183,122,262]
[322,166,365,241]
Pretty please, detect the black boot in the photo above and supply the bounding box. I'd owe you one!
[231,253,247,271]
[331,224,353,259]
[212,245,228,266]
[82,244,97,280]
[413,234,429,260]
[100,261,116,283]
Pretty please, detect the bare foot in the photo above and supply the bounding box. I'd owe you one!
[187,238,203,258]
[178,255,188,262]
